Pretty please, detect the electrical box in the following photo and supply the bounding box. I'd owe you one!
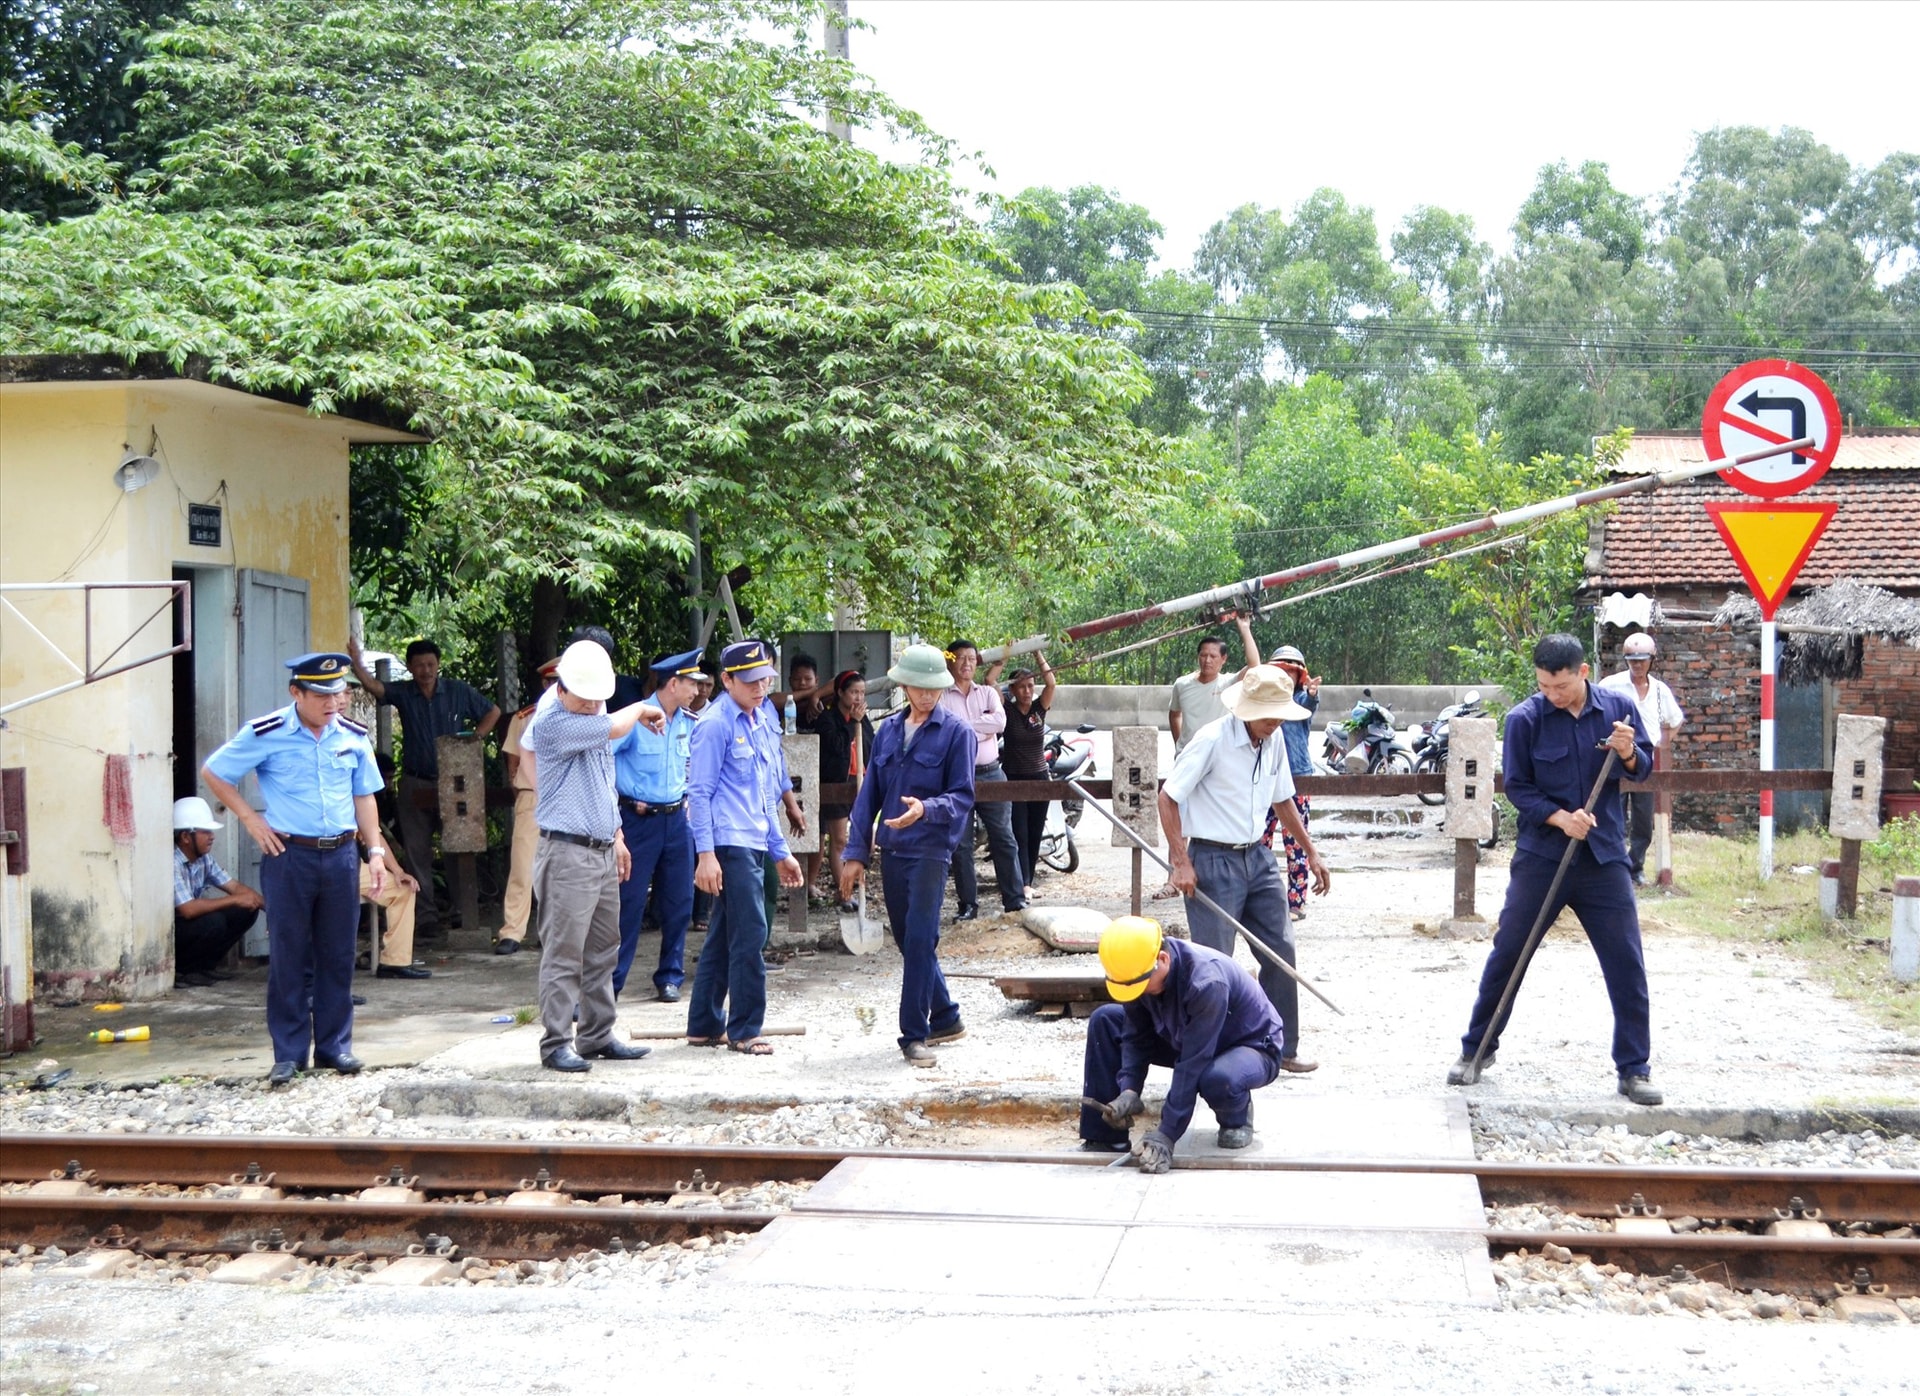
[1109,726,1159,848]
[778,631,893,689]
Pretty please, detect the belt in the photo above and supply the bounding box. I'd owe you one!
[276,831,357,850]
[541,829,616,851]
[1190,836,1258,852]
[621,798,685,818]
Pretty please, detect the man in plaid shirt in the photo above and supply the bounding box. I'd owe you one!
[172,796,264,987]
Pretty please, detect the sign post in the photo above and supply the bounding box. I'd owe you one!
[1701,360,1843,879]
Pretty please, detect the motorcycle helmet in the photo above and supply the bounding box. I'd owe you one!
[1270,645,1306,665]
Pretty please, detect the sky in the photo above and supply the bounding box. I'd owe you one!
[848,0,1920,273]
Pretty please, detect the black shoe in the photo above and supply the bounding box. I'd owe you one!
[927,1023,967,1045]
[313,1053,364,1074]
[177,970,216,988]
[954,903,979,922]
[1446,1051,1494,1086]
[266,1061,297,1087]
[1618,1074,1664,1106]
[902,1041,938,1068]
[762,955,785,975]
[350,994,368,1006]
[1079,1138,1129,1154]
[542,1047,592,1072]
[207,968,236,981]
[586,1040,652,1061]
[657,983,681,1003]
[1217,1125,1255,1150]
[493,938,522,956]
[376,964,432,980]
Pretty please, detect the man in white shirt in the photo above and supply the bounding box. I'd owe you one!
[1597,632,1685,884]
[1159,666,1332,1072]
[1155,614,1260,900]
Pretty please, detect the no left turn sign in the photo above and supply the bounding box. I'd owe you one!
[1701,359,1842,499]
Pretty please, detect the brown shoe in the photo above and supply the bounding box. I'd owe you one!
[1278,1056,1319,1074]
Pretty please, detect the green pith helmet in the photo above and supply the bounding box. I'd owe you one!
[887,643,955,691]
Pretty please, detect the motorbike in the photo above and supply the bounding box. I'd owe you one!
[973,722,1096,875]
[1410,689,1487,806]
[1323,689,1413,776]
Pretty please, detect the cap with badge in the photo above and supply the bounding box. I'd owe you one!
[650,647,706,680]
[535,656,561,678]
[720,640,778,685]
[287,652,353,693]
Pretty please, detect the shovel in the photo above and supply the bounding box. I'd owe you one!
[839,888,885,955]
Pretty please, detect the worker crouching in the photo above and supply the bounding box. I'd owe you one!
[1080,917,1286,1172]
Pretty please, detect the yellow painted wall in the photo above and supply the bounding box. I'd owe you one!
[0,379,374,998]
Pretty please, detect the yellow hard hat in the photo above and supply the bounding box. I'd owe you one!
[1100,916,1165,1002]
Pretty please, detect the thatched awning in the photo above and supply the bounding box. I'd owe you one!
[1714,581,1920,682]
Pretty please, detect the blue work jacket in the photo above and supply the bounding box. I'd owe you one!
[845,704,976,867]
[1503,683,1653,867]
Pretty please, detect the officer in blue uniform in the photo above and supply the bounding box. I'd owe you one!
[202,653,387,1086]
[611,648,703,1002]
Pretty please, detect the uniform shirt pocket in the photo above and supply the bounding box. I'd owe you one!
[1529,738,1577,805]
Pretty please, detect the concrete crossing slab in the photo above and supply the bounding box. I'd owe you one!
[1173,1092,1475,1161]
[728,1215,1127,1299]
[1102,1224,1496,1308]
[798,1157,1151,1221]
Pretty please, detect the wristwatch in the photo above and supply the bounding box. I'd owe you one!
[367,846,388,859]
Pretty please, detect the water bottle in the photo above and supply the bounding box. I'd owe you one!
[783,696,797,734]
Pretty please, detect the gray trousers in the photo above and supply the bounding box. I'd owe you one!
[1184,840,1301,1057]
[534,835,621,1058]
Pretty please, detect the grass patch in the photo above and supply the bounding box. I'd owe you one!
[512,1004,537,1026]
[1645,828,1919,1039]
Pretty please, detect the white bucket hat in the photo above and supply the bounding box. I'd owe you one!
[172,796,223,831]
[1220,664,1312,722]
[556,639,617,701]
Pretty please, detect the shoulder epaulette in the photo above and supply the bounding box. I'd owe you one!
[249,713,288,736]
[337,716,370,736]
[516,703,537,718]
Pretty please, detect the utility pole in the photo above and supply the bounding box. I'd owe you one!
[824,0,864,634]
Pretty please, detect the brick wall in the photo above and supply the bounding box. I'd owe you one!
[1835,637,1920,781]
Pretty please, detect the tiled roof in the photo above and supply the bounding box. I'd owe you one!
[1608,430,1920,474]
[1588,468,1920,592]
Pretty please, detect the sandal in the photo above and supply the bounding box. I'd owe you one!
[686,1035,725,1048]
[727,1037,774,1056]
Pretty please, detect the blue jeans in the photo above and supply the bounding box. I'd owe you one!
[1461,846,1651,1075]
[260,841,359,1066]
[952,762,1026,913]
[1184,841,1300,1057]
[1078,1003,1281,1146]
[687,845,770,1043]
[882,852,962,1048]
[613,805,695,996]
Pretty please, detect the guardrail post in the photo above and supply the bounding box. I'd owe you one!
[1110,727,1158,918]
[1445,717,1496,938]
[1827,714,1885,921]
[783,734,820,937]
[1893,877,1920,985]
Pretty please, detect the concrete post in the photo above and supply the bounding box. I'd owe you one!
[782,734,821,937]
[1819,859,1840,920]
[1109,727,1159,848]
[1893,877,1920,985]
[437,735,487,943]
[1829,714,1885,921]
[1444,717,1495,939]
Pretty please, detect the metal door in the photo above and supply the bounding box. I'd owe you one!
[234,570,309,953]
[1774,676,1827,835]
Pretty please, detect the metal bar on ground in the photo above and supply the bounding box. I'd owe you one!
[1064,777,1343,1016]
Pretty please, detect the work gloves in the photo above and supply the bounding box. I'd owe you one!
[1136,1130,1174,1175]
[1100,1089,1144,1131]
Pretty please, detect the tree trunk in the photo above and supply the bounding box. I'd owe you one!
[530,577,568,668]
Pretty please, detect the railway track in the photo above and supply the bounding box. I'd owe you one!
[3,1133,1915,1295]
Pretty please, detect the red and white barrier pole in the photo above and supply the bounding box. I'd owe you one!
[1759,617,1776,879]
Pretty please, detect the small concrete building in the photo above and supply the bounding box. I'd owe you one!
[0,356,420,1008]
[1585,428,1920,831]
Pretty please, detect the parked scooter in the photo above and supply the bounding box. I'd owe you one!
[974,722,1096,874]
[1323,689,1413,776]
[1411,689,1487,806]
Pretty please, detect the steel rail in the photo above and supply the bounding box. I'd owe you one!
[1486,1229,1920,1295]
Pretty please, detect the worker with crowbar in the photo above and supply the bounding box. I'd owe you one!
[1079,916,1288,1169]
[1447,633,1661,1105]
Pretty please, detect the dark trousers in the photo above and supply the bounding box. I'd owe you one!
[613,805,695,996]
[882,852,962,1048]
[397,774,440,932]
[1624,791,1653,877]
[259,842,359,1067]
[175,903,257,974]
[952,762,1025,913]
[1461,847,1651,1076]
[1008,778,1049,887]
[1184,841,1301,1057]
[1078,1003,1281,1145]
[687,845,770,1043]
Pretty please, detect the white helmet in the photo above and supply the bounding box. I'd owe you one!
[556,639,617,701]
[172,796,223,831]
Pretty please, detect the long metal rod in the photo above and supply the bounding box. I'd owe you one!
[1464,749,1619,1078]
[1063,777,1343,1016]
[1063,437,1815,642]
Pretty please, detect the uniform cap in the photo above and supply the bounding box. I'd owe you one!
[535,657,561,677]
[720,640,777,685]
[1100,916,1165,1003]
[172,796,222,831]
[651,647,706,679]
[287,652,352,693]
[1623,633,1657,657]
[886,643,955,691]
[556,640,616,701]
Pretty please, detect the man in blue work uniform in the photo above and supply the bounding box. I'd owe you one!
[1079,916,1286,1169]
[611,648,702,1003]
[201,653,388,1086]
[1448,633,1662,1105]
[686,640,805,1055]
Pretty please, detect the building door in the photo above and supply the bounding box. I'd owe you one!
[1774,676,1827,835]
[234,570,309,954]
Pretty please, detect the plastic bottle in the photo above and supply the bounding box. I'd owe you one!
[87,1026,150,1044]
[783,696,797,734]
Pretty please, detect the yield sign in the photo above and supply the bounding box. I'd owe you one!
[1702,359,1842,499]
[1704,501,1837,620]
